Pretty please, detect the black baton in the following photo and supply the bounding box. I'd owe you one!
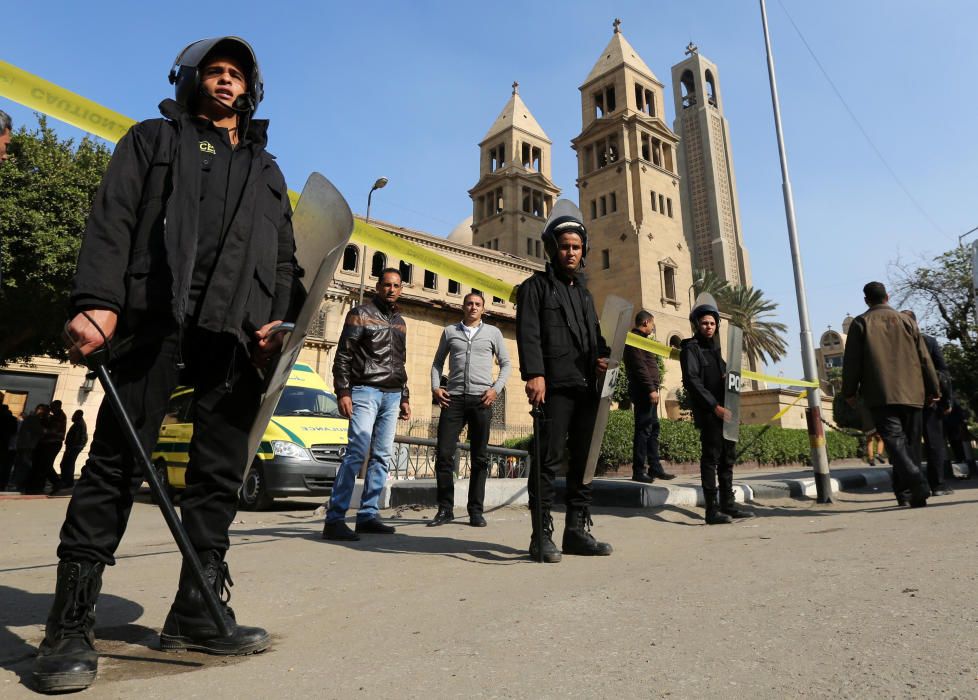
[530,405,546,563]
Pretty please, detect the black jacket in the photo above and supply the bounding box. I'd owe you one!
[71,99,296,347]
[65,420,88,449]
[624,328,660,397]
[923,333,953,410]
[515,266,608,391]
[332,297,409,401]
[679,334,725,421]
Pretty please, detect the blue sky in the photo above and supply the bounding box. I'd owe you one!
[4,1,976,381]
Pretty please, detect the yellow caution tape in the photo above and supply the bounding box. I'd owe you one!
[622,332,819,389]
[0,60,134,143]
[353,219,519,303]
[741,369,818,388]
[625,331,680,361]
[1,59,820,388]
[770,390,808,421]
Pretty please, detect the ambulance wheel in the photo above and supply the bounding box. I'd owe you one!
[239,460,273,511]
[150,459,176,504]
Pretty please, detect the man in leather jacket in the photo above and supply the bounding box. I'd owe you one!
[679,301,753,524]
[324,268,411,541]
[516,204,612,563]
[34,37,293,693]
[624,310,675,483]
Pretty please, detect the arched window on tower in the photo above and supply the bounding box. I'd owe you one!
[680,70,696,109]
[342,245,359,272]
[371,251,387,278]
[705,70,717,107]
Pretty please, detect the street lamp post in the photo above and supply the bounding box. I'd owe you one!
[358,177,389,305]
[759,0,832,503]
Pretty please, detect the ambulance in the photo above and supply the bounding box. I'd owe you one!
[151,363,348,510]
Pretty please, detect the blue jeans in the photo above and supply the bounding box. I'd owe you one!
[327,386,401,523]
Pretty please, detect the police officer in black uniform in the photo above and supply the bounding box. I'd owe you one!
[516,201,612,562]
[33,37,296,693]
[679,300,753,524]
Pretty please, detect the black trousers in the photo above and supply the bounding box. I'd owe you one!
[921,405,946,491]
[59,446,84,487]
[528,387,598,513]
[871,405,928,501]
[631,395,662,475]
[0,447,13,489]
[58,327,262,565]
[434,394,491,514]
[697,412,736,499]
[25,442,61,494]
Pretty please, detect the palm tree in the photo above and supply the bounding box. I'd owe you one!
[692,269,730,301]
[722,285,788,366]
[692,269,789,367]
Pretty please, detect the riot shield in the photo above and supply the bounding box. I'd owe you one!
[584,295,634,484]
[243,173,354,484]
[723,324,744,442]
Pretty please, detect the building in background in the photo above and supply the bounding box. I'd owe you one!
[814,314,854,395]
[3,21,782,477]
[468,82,560,262]
[672,43,752,287]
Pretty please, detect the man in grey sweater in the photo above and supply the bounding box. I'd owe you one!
[430,292,511,526]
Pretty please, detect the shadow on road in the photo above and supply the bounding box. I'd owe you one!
[0,584,148,689]
[230,515,528,565]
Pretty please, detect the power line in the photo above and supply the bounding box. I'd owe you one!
[774,0,946,237]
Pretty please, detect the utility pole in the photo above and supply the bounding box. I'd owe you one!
[759,0,832,502]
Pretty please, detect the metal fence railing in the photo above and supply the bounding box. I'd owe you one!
[391,435,530,480]
[397,418,533,449]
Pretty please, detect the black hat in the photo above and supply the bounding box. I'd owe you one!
[541,199,588,263]
[168,36,263,115]
[689,292,721,330]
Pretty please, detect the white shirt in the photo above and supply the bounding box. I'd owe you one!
[462,320,482,341]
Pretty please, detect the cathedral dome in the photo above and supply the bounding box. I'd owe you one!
[447,215,474,245]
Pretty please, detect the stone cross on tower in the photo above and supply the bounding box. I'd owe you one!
[512,81,519,95]
[685,41,698,56]
[613,18,622,34]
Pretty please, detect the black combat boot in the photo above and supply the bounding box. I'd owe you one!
[562,507,613,556]
[720,494,755,518]
[718,470,754,519]
[704,489,733,525]
[528,511,562,563]
[33,560,105,693]
[160,551,271,655]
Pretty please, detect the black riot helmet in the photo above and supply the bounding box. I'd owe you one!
[689,292,721,332]
[168,36,263,114]
[541,199,589,266]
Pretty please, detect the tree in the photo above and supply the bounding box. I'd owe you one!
[890,246,978,415]
[0,116,112,363]
[692,269,789,367]
[722,285,789,367]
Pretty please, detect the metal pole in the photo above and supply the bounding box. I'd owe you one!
[357,191,370,306]
[759,0,832,502]
[359,177,389,306]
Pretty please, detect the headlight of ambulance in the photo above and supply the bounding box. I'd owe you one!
[270,440,312,461]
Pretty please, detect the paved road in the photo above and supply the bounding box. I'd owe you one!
[2,483,976,698]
